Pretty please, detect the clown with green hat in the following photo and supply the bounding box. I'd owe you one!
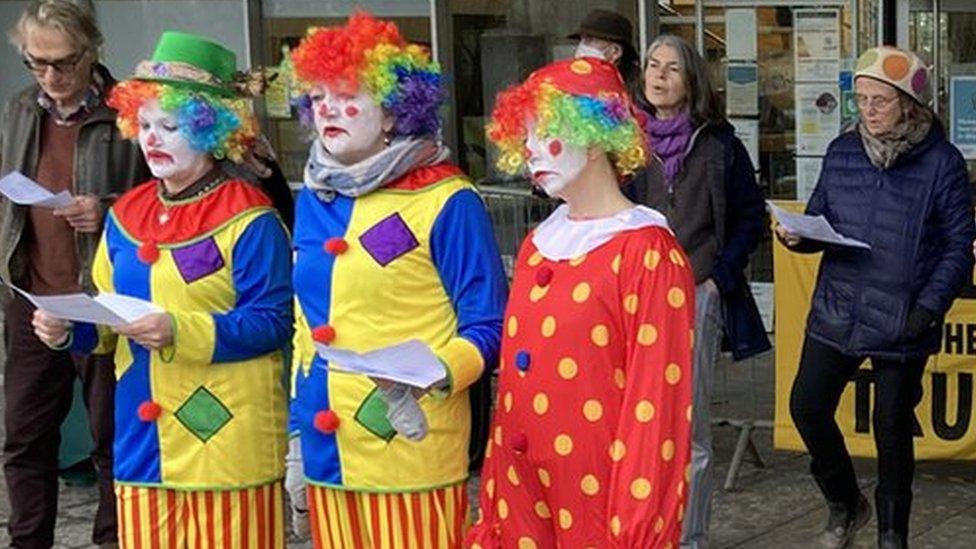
[33,30,292,547]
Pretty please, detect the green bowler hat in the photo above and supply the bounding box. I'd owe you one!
[133,31,239,97]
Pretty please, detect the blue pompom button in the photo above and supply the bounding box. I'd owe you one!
[515,350,531,372]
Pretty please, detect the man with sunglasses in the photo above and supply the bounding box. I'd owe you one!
[0,1,148,547]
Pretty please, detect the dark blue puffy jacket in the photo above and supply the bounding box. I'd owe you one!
[803,124,975,359]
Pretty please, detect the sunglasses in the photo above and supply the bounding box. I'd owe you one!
[22,50,88,75]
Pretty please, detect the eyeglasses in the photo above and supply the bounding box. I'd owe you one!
[854,93,899,110]
[22,50,88,75]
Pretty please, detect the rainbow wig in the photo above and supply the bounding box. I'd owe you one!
[108,80,258,163]
[290,11,443,137]
[488,58,649,178]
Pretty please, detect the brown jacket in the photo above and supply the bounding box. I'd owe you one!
[0,65,149,293]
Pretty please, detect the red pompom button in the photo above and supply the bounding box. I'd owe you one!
[314,410,340,434]
[311,325,336,344]
[137,241,160,264]
[137,400,162,422]
[535,266,554,287]
[323,237,349,255]
[511,432,529,453]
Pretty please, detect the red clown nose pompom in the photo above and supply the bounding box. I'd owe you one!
[314,409,341,434]
[138,241,160,264]
[312,325,336,344]
[323,237,349,255]
[535,266,554,287]
[511,432,529,453]
[137,400,162,422]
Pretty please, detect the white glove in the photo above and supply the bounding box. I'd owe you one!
[380,383,429,441]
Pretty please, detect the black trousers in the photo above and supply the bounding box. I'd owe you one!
[790,336,926,536]
[3,295,116,548]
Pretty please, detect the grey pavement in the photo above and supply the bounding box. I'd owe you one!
[0,345,973,547]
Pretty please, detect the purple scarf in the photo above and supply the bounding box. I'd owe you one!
[646,112,695,184]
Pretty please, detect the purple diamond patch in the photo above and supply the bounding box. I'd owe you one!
[172,238,225,283]
[358,213,419,267]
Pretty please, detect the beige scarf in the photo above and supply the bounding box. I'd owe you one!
[858,98,933,169]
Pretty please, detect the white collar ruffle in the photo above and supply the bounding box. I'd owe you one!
[531,204,670,261]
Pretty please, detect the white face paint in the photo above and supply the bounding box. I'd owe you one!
[525,122,588,199]
[574,41,608,61]
[137,99,207,181]
[310,84,388,165]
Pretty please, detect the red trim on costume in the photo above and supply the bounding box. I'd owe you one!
[384,162,464,191]
[111,179,273,245]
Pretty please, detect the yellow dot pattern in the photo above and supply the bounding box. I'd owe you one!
[541,315,557,337]
[580,474,600,496]
[637,324,658,346]
[623,293,639,314]
[533,393,549,415]
[572,282,591,303]
[635,400,655,422]
[583,399,603,421]
[554,434,573,456]
[630,477,652,500]
[558,357,578,379]
[591,324,610,347]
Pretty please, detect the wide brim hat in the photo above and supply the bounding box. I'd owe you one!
[854,46,929,105]
[132,31,240,97]
[567,9,637,59]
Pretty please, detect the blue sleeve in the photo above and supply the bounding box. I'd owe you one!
[430,189,508,372]
[712,135,766,295]
[916,151,976,316]
[212,212,295,363]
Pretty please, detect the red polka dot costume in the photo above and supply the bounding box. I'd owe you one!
[467,58,695,548]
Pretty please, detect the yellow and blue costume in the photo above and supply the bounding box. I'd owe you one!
[71,178,293,548]
[290,163,507,547]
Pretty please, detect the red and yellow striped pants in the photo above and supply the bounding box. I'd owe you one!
[115,483,284,549]
[308,482,468,549]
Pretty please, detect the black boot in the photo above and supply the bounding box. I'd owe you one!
[819,493,871,548]
[876,491,911,548]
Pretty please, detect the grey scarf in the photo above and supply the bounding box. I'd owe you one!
[304,136,450,201]
[858,102,933,169]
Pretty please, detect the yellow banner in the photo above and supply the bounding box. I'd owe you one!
[772,202,976,460]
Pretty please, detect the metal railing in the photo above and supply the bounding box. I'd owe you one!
[478,184,557,278]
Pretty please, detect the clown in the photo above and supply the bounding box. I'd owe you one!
[466,58,695,548]
[287,12,507,548]
[32,31,292,547]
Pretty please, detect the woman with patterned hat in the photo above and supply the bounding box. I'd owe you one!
[778,46,975,549]
[286,12,507,548]
[466,57,695,548]
[32,30,293,547]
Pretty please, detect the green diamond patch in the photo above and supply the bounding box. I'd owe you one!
[174,386,232,442]
[354,388,396,441]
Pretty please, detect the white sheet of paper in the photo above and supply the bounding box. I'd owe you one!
[5,282,159,326]
[768,201,871,249]
[314,339,446,389]
[0,171,74,208]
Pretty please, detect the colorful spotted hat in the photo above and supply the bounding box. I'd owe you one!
[854,46,929,105]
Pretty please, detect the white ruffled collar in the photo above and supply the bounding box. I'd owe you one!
[531,204,670,261]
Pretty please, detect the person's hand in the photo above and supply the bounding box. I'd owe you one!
[53,195,102,233]
[115,313,173,350]
[972,237,976,260]
[377,381,429,441]
[32,309,72,348]
[775,223,802,247]
[704,278,719,295]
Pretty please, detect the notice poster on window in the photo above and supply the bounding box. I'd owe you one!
[794,9,840,82]
[795,156,824,203]
[796,82,841,156]
[950,76,976,159]
[726,9,757,61]
[727,63,759,116]
[730,118,760,170]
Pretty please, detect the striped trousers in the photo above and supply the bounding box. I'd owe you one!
[308,482,468,548]
[115,482,284,549]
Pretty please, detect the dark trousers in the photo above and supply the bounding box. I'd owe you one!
[3,296,116,547]
[789,336,926,537]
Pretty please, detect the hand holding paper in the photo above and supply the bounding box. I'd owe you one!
[0,171,74,209]
[3,280,160,327]
[768,201,871,249]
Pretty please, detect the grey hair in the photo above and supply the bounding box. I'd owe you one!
[642,34,723,125]
[8,1,102,55]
